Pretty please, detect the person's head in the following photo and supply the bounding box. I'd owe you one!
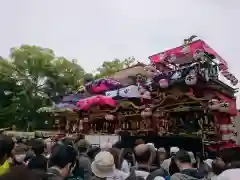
[76,139,90,153]
[91,151,115,178]
[49,144,77,177]
[0,166,42,180]
[135,139,145,146]
[0,135,15,163]
[87,146,101,160]
[212,159,225,175]
[108,148,121,169]
[157,148,167,161]
[174,150,192,170]
[32,139,45,156]
[134,144,151,164]
[170,147,179,157]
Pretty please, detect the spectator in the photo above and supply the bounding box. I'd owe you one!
[47,144,78,180]
[161,147,179,173]
[0,166,42,180]
[210,159,225,180]
[0,135,15,176]
[108,148,129,179]
[76,139,92,180]
[170,150,204,180]
[134,144,152,178]
[28,139,48,171]
[92,151,126,180]
[87,146,101,161]
[146,168,168,180]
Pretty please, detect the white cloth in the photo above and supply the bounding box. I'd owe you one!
[170,147,179,154]
[121,160,130,173]
[105,85,141,98]
[217,169,240,180]
[161,158,171,172]
[106,169,128,180]
[135,170,150,179]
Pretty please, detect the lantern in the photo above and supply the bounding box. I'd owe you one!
[159,79,169,88]
[141,91,151,99]
[219,102,229,112]
[105,114,115,121]
[219,124,228,133]
[208,99,220,110]
[141,108,152,118]
[222,134,230,141]
[185,73,197,85]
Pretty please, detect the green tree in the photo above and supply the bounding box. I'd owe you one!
[0,45,85,129]
[94,56,136,78]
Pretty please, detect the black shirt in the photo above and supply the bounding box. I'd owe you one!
[28,155,48,171]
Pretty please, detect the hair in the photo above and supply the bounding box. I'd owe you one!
[32,139,45,156]
[135,148,151,164]
[87,146,101,160]
[0,135,15,161]
[212,159,226,175]
[135,139,145,146]
[108,148,121,169]
[0,166,42,180]
[49,144,77,169]
[174,150,191,164]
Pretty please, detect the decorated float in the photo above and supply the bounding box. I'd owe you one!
[38,36,238,152]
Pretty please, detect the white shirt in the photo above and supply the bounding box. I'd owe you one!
[121,160,130,173]
[217,168,240,180]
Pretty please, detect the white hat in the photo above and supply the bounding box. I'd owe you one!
[188,151,196,164]
[158,147,166,153]
[170,147,179,154]
[91,151,115,178]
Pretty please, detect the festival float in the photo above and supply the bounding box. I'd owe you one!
[38,36,238,152]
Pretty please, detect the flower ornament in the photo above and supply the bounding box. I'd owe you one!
[185,73,197,85]
[208,99,220,110]
[218,101,229,112]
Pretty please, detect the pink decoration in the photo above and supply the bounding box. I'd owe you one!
[76,95,117,111]
[158,79,169,88]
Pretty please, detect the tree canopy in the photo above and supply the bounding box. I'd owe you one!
[0,45,136,129]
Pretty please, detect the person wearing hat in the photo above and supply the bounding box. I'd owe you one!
[76,139,92,180]
[92,151,126,180]
[161,147,179,173]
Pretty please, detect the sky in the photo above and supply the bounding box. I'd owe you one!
[1,0,240,104]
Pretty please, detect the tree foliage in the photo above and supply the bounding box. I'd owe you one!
[0,44,136,130]
[94,56,136,78]
[0,45,85,129]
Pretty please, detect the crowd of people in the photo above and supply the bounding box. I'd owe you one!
[0,134,239,180]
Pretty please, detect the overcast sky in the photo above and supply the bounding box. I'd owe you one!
[1,0,240,104]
